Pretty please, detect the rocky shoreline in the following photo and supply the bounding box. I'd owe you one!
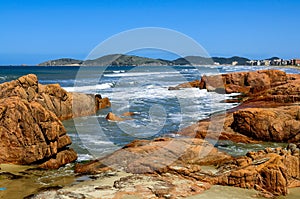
[1,69,300,198]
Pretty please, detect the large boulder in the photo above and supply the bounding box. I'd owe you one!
[0,74,111,120]
[198,69,288,94]
[232,107,300,142]
[0,97,77,168]
[179,112,258,143]
[213,145,300,196]
[0,74,111,168]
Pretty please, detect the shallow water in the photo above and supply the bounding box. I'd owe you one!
[0,164,76,199]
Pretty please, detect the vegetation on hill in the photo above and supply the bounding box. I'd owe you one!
[37,54,266,66]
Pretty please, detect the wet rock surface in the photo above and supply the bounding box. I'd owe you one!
[32,142,300,198]
[75,137,232,175]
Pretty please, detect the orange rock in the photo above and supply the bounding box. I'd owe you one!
[75,137,232,174]
[0,74,111,168]
[121,112,135,117]
[197,69,288,94]
[0,74,111,121]
[106,112,126,121]
[215,146,300,196]
[0,97,77,168]
[232,107,300,142]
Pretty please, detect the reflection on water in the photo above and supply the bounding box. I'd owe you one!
[215,140,288,157]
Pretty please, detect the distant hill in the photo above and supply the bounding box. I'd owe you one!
[37,54,260,66]
[38,58,82,66]
[173,56,213,65]
[266,57,281,61]
[212,56,250,65]
[83,54,172,66]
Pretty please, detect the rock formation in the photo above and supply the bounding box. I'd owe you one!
[0,74,111,168]
[0,74,111,120]
[198,69,288,94]
[106,112,126,122]
[212,144,300,196]
[178,69,300,144]
[75,137,231,174]
[29,69,300,197]
[232,107,300,142]
[74,138,300,197]
[173,69,300,196]
[105,112,134,121]
[0,96,77,169]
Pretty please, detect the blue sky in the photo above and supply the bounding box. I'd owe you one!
[1,0,300,65]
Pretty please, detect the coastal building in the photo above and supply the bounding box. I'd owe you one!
[262,60,271,66]
[242,58,300,67]
[232,61,238,66]
[291,59,300,66]
[271,59,283,66]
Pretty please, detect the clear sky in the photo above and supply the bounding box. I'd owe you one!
[1,0,300,65]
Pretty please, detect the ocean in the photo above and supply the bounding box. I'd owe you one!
[1,65,299,161]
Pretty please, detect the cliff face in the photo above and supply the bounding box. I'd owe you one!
[0,74,111,168]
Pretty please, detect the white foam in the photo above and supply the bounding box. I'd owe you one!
[104,71,179,77]
[63,82,113,92]
[77,154,94,161]
[0,76,7,81]
[113,70,125,73]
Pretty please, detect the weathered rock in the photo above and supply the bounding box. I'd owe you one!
[31,172,212,199]
[0,74,111,168]
[251,76,300,103]
[168,80,201,90]
[75,137,232,174]
[95,94,111,110]
[232,106,300,142]
[106,112,126,121]
[198,69,288,94]
[178,69,300,144]
[39,149,78,169]
[0,97,77,168]
[213,146,300,196]
[179,112,258,143]
[0,74,111,120]
[121,112,135,116]
[106,112,134,121]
